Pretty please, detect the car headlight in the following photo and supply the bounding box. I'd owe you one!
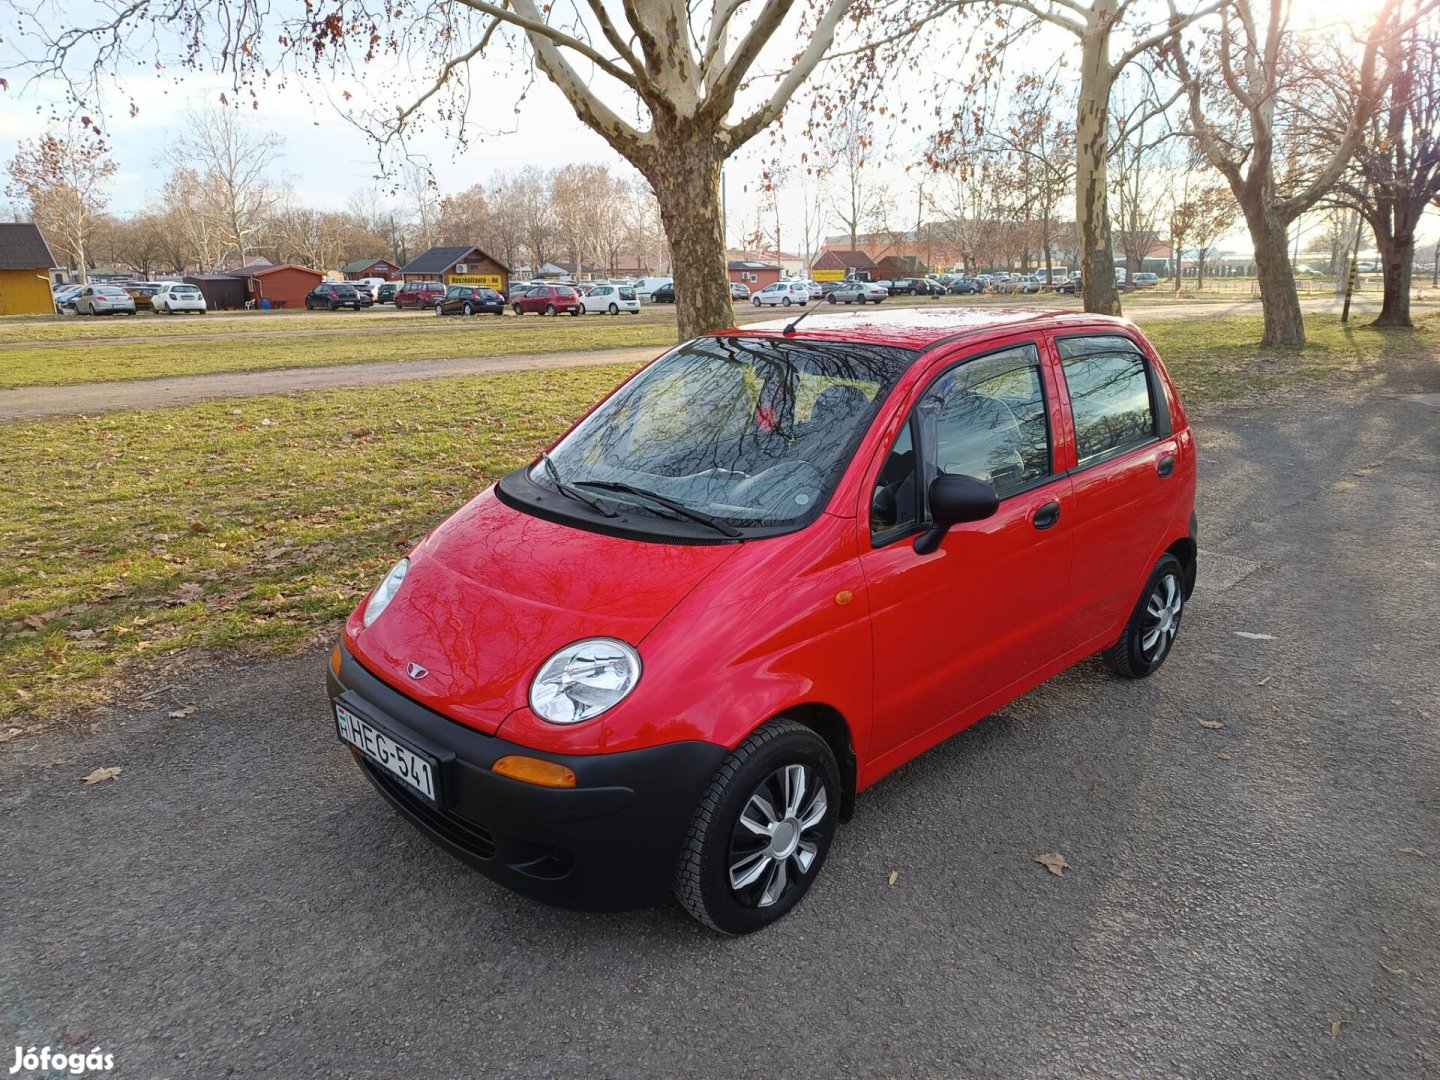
[362,558,409,627]
[529,638,642,724]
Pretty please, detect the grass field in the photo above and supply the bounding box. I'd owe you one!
[1,311,1434,729]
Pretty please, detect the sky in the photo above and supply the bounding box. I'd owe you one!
[2,0,1435,260]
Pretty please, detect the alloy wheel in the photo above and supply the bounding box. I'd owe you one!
[1141,572,1183,662]
[727,764,828,909]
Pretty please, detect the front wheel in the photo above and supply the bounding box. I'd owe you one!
[827,294,836,304]
[463,302,474,316]
[435,303,444,316]
[513,304,523,315]
[752,297,761,307]
[674,718,839,934]
[545,304,557,316]
[1102,554,1186,679]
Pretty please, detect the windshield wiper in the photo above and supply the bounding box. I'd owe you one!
[576,480,742,538]
[539,451,618,518]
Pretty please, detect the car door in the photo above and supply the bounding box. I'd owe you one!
[1049,332,1183,648]
[859,338,1074,767]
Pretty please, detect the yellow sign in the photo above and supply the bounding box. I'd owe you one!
[446,273,505,288]
[812,269,845,282]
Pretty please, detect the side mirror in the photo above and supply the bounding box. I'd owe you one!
[913,474,998,555]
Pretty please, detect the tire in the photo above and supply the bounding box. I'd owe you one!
[162,303,172,315]
[513,304,523,315]
[782,297,792,307]
[674,718,840,934]
[608,303,619,315]
[329,299,339,311]
[827,294,836,304]
[435,303,444,316]
[463,302,473,316]
[545,304,557,316]
[1102,554,1186,679]
[753,297,761,307]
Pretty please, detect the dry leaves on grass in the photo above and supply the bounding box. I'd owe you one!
[80,766,122,784]
[1034,852,1069,876]
[1199,719,1226,730]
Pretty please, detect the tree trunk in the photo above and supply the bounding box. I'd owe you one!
[1372,230,1414,327]
[1075,31,1121,316]
[1246,208,1306,346]
[645,140,733,340]
[1196,248,1207,292]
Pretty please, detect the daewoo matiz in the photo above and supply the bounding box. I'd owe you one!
[327,308,1197,933]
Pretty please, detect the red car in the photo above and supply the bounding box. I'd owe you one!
[511,284,583,316]
[327,308,1197,933]
[394,281,445,309]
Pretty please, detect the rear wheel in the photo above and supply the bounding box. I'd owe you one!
[608,303,619,315]
[674,718,839,934]
[782,297,792,307]
[1102,554,1186,679]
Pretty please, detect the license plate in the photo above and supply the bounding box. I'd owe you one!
[334,701,439,803]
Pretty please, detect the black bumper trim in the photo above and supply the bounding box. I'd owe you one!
[328,644,728,912]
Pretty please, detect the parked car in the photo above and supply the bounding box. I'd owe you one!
[633,276,674,301]
[650,283,676,304]
[948,277,982,295]
[580,283,641,315]
[73,285,137,316]
[789,278,823,300]
[152,281,207,314]
[871,280,892,294]
[1132,272,1159,288]
[828,280,887,304]
[889,278,931,296]
[1014,275,1044,294]
[436,285,505,316]
[513,284,583,316]
[52,284,85,313]
[1055,276,1081,295]
[752,280,813,307]
[376,282,397,304]
[327,309,1197,932]
[730,282,752,301]
[354,277,389,301]
[306,282,363,310]
[120,282,164,310]
[394,281,446,309]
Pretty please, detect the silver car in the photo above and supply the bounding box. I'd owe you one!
[827,281,887,305]
[73,285,138,316]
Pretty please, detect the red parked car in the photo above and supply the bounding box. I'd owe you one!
[512,284,583,316]
[394,281,445,309]
[327,308,1197,933]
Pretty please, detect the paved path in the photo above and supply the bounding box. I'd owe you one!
[0,346,661,421]
[2,357,1438,1077]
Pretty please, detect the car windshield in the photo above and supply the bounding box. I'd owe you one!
[530,336,914,533]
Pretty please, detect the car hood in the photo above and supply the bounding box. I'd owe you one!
[349,486,740,734]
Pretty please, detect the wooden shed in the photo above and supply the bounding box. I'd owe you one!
[812,249,877,282]
[341,258,401,281]
[728,260,782,289]
[232,262,325,309]
[184,273,246,311]
[401,245,510,296]
[0,223,59,316]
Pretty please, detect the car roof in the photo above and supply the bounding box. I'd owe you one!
[724,307,1140,352]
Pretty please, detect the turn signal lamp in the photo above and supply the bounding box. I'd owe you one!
[493,755,578,788]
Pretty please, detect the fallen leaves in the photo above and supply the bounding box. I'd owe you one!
[0,726,25,743]
[1399,847,1428,858]
[1199,719,1226,730]
[167,704,197,719]
[1379,961,1405,976]
[1034,852,1069,876]
[80,766,122,784]
[1329,1019,1346,1039]
[887,870,899,887]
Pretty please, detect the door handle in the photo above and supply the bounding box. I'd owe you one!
[1032,500,1061,530]
[1156,453,1176,478]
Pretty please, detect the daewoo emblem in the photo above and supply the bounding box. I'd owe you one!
[406,662,429,680]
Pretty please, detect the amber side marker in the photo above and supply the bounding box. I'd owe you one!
[835,590,853,606]
[330,645,343,676]
[493,755,578,788]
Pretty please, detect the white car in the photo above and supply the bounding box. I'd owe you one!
[785,278,823,299]
[827,281,887,304]
[632,276,674,301]
[153,281,208,314]
[580,282,640,315]
[752,280,813,307]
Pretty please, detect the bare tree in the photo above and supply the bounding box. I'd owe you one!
[825,103,888,253]
[5,128,117,282]
[165,105,283,265]
[990,74,1076,283]
[1109,81,1174,282]
[1333,5,1440,326]
[1166,0,1421,344]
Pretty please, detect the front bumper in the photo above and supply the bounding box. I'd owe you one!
[327,643,728,912]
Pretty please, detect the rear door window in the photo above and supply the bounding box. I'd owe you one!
[1056,336,1159,465]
